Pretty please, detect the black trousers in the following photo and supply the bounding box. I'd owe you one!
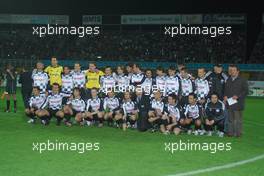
[21,89,32,108]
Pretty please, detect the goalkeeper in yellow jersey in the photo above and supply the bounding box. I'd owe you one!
[44,57,63,87]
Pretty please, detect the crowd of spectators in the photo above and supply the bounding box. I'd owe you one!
[249,25,264,63]
[0,26,246,63]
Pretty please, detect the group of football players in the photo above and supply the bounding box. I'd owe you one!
[25,57,228,137]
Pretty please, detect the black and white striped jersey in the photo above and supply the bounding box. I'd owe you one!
[194,78,210,100]
[100,75,116,92]
[103,96,120,111]
[180,78,194,96]
[153,75,166,93]
[114,73,130,92]
[122,100,138,116]
[184,104,201,119]
[164,104,181,121]
[29,94,46,109]
[71,70,86,88]
[32,71,49,93]
[86,97,103,112]
[150,98,165,112]
[130,72,145,86]
[43,93,63,110]
[142,77,153,95]
[61,74,74,97]
[165,75,180,96]
[67,98,86,112]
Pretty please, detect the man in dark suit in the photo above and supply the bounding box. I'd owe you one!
[19,67,33,109]
[224,65,248,137]
[134,88,151,131]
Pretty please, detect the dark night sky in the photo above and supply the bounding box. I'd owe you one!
[0,0,264,59]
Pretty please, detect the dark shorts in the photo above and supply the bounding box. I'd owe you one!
[5,86,16,94]
[48,109,60,117]
[72,110,83,116]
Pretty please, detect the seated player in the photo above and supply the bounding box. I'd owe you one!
[122,91,138,129]
[84,88,104,127]
[103,89,123,129]
[205,93,225,137]
[148,90,165,132]
[63,87,86,126]
[25,86,46,124]
[161,94,183,135]
[41,83,64,126]
[184,93,203,135]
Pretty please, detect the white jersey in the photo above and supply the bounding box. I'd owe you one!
[180,78,194,96]
[103,97,120,111]
[164,104,181,121]
[131,72,145,86]
[122,100,137,116]
[150,99,164,112]
[71,70,86,88]
[194,78,210,100]
[43,93,63,110]
[114,74,130,92]
[29,94,46,109]
[67,98,86,112]
[32,71,49,93]
[86,97,103,112]
[142,77,153,95]
[154,75,166,93]
[100,75,116,93]
[61,74,74,97]
[184,104,200,119]
[165,75,180,96]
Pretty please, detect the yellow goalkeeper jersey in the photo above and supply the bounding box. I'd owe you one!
[44,65,63,85]
[86,70,104,89]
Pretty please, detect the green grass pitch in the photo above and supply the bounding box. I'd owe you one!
[0,90,263,176]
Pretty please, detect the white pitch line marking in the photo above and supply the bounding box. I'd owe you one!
[167,153,264,176]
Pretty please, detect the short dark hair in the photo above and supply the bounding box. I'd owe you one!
[33,86,41,91]
[168,65,176,70]
[168,93,178,101]
[188,93,197,99]
[157,66,164,72]
[229,64,239,71]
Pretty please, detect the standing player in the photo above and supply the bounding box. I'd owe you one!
[205,93,225,137]
[25,86,46,124]
[160,94,183,135]
[86,62,104,98]
[61,66,74,104]
[103,89,122,128]
[41,83,64,125]
[165,66,180,96]
[195,68,210,105]
[19,67,33,109]
[85,88,104,127]
[5,64,17,113]
[71,62,87,100]
[122,91,138,129]
[184,93,203,135]
[179,68,195,106]
[63,87,86,126]
[100,66,116,96]
[32,62,49,95]
[114,66,130,97]
[148,90,165,132]
[153,67,166,96]
[44,57,63,86]
[130,63,145,87]
[142,69,153,96]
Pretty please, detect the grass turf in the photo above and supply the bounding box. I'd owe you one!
[0,91,263,176]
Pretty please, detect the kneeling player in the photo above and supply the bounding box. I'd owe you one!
[63,87,86,126]
[41,83,64,126]
[85,88,104,127]
[25,86,46,124]
[184,93,203,135]
[161,94,184,135]
[103,89,123,129]
[122,91,138,129]
[205,93,225,137]
[148,90,165,132]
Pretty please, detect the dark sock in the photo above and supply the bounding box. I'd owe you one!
[130,119,136,125]
[6,100,10,110]
[195,125,201,130]
[64,114,71,122]
[98,118,103,124]
[14,100,17,109]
